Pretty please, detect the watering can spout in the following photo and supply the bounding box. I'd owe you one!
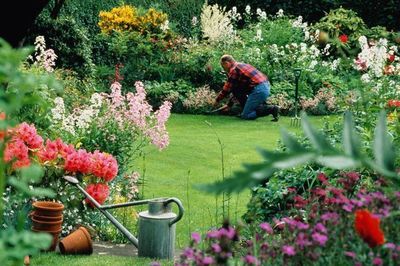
[63,175,79,184]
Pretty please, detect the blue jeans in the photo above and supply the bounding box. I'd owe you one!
[241,81,270,120]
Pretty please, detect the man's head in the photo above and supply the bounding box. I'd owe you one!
[220,54,236,73]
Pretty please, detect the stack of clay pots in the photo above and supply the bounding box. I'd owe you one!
[30,201,64,251]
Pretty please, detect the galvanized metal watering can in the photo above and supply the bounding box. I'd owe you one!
[63,176,184,259]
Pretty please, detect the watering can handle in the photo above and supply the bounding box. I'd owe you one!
[165,197,184,226]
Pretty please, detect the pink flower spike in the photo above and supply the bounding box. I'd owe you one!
[312,232,328,246]
[191,232,201,244]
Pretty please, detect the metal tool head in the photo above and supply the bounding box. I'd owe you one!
[63,175,79,184]
[290,116,301,127]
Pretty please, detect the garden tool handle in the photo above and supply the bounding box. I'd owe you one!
[165,197,184,226]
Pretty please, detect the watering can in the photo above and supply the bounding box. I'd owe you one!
[63,176,184,259]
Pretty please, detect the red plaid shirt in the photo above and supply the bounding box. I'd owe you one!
[216,63,268,102]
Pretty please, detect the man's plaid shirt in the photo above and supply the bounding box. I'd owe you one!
[216,63,268,102]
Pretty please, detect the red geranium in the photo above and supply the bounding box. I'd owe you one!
[85,183,110,207]
[354,209,385,248]
[388,54,395,63]
[339,34,348,43]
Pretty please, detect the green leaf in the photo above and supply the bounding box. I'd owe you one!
[280,128,306,152]
[373,111,396,172]
[343,111,361,157]
[316,155,360,169]
[19,164,44,183]
[271,152,316,169]
[8,177,55,198]
[301,112,334,153]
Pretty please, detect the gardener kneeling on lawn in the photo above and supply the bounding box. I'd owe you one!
[214,54,279,122]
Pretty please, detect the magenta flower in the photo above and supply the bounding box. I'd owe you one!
[191,232,201,244]
[183,247,194,259]
[260,222,273,234]
[320,212,339,222]
[243,255,258,265]
[211,243,221,253]
[384,243,396,250]
[342,203,354,212]
[314,223,327,234]
[312,232,328,246]
[206,230,220,239]
[150,262,160,266]
[282,245,296,256]
[373,257,383,266]
[202,257,214,265]
[296,233,312,249]
[344,251,356,259]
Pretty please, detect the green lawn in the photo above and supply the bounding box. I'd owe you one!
[31,114,339,266]
[142,114,337,247]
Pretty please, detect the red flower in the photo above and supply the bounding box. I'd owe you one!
[91,151,118,182]
[64,149,92,174]
[388,99,400,108]
[85,183,110,207]
[388,54,395,63]
[339,34,348,43]
[354,209,385,248]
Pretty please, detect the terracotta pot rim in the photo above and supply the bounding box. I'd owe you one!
[59,226,93,255]
[29,211,63,221]
[33,201,64,211]
[31,216,63,224]
[31,226,62,234]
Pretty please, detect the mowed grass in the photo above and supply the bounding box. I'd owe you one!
[31,114,339,266]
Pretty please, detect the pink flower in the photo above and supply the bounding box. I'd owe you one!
[15,122,43,149]
[243,255,258,265]
[206,230,220,239]
[91,151,118,182]
[259,222,273,234]
[4,139,30,169]
[344,251,356,259]
[372,257,383,266]
[64,149,92,174]
[211,243,221,253]
[55,138,75,159]
[202,257,213,265]
[37,139,59,162]
[296,232,312,249]
[191,232,201,244]
[85,183,110,207]
[282,245,296,256]
[312,232,328,246]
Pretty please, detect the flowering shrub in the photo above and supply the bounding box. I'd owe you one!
[200,4,235,44]
[98,5,168,35]
[27,36,57,72]
[300,87,337,115]
[178,172,400,265]
[182,85,217,114]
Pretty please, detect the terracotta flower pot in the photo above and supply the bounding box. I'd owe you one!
[59,227,93,255]
[32,201,64,217]
[31,227,62,252]
[31,216,63,232]
[30,211,63,222]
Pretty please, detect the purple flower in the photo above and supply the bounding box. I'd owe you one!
[183,247,194,259]
[296,232,312,249]
[219,227,236,239]
[243,255,258,265]
[260,222,273,234]
[394,191,400,199]
[150,262,160,266]
[212,243,221,253]
[372,257,383,266]
[344,251,356,259]
[202,257,214,265]
[206,230,220,239]
[282,245,296,256]
[314,223,327,234]
[312,232,328,246]
[191,232,201,244]
[342,203,354,212]
[295,221,309,230]
[320,212,339,222]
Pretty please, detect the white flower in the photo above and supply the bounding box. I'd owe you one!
[361,73,371,83]
[255,29,263,41]
[245,5,251,15]
[309,60,318,70]
[276,9,284,17]
[191,16,198,26]
[160,20,169,32]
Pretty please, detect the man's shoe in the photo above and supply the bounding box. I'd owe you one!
[271,105,279,122]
